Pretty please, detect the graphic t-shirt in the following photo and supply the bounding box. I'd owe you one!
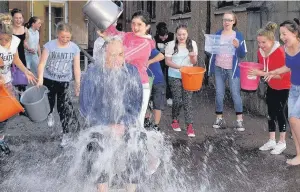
[0,35,20,83]
[165,40,198,79]
[43,40,80,82]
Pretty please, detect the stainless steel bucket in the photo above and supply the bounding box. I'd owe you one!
[82,0,123,31]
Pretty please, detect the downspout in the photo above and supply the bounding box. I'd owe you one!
[204,1,211,86]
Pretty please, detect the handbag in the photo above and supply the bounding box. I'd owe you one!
[11,64,28,86]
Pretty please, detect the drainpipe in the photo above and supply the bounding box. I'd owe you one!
[204,1,211,86]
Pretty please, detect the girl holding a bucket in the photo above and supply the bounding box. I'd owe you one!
[208,12,247,131]
[266,19,300,165]
[37,22,81,147]
[24,16,42,77]
[0,13,36,141]
[164,24,198,137]
[249,22,291,155]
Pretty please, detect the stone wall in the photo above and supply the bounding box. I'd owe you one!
[0,1,8,13]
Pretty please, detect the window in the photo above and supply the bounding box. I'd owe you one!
[137,1,144,10]
[147,1,156,19]
[217,1,234,8]
[217,1,252,8]
[173,1,181,15]
[183,1,191,13]
[173,0,191,15]
[239,1,251,5]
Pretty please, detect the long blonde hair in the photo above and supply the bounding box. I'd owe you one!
[0,13,13,36]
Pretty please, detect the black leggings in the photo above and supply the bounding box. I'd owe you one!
[266,86,289,132]
[44,78,78,134]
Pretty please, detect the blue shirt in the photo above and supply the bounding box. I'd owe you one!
[43,40,80,82]
[79,63,143,127]
[147,49,165,85]
[286,52,300,85]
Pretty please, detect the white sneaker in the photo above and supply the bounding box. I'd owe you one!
[167,99,173,106]
[213,118,225,129]
[259,139,276,151]
[47,113,55,127]
[236,120,245,132]
[270,141,286,155]
[60,134,71,147]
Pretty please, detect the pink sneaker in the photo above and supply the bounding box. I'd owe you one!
[187,124,195,137]
[171,120,181,131]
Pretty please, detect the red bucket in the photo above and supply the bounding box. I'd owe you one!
[239,62,264,91]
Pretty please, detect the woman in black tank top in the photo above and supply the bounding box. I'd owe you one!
[11,8,29,98]
[14,31,27,67]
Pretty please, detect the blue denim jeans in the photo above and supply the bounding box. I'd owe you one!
[215,66,243,115]
[288,84,300,119]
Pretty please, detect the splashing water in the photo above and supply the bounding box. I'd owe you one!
[0,33,259,192]
[1,36,204,192]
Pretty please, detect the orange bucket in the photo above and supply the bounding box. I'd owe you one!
[0,84,24,122]
[180,66,206,91]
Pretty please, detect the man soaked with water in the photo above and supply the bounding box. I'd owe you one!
[79,37,144,192]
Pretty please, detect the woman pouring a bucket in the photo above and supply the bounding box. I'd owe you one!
[208,12,247,131]
[164,24,198,137]
[248,22,291,155]
[265,19,300,165]
[97,10,160,127]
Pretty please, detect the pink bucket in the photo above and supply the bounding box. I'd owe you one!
[239,62,264,91]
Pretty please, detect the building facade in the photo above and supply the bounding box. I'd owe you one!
[8,0,88,49]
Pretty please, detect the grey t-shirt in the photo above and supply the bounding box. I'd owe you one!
[43,40,80,82]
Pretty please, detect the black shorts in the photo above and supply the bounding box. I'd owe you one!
[151,83,166,111]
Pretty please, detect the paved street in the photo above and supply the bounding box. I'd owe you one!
[1,85,300,192]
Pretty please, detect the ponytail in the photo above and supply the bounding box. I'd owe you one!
[24,16,39,29]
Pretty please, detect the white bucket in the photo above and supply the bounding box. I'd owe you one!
[20,86,50,122]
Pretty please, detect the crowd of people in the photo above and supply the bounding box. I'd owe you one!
[0,6,300,191]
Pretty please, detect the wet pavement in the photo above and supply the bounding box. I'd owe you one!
[1,84,300,192]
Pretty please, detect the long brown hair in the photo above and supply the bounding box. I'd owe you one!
[173,24,193,55]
